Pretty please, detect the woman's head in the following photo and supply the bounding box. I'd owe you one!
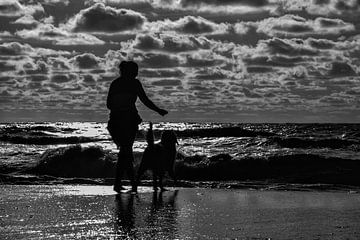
[119,61,138,78]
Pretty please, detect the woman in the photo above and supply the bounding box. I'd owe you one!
[107,61,168,193]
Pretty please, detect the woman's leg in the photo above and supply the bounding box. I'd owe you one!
[122,144,136,188]
[114,151,126,192]
[117,124,138,192]
[114,144,135,191]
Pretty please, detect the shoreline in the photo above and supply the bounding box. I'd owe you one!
[1,184,360,239]
[1,175,360,193]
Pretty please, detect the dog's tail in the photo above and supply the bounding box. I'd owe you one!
[146,122,154,147]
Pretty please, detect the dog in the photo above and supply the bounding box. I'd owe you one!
[136,122,178,191]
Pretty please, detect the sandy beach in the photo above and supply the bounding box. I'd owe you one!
[1,185,360,239]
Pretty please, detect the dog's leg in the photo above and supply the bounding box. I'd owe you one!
[152,173,158,191]
[136,159,148,188]
[168,168,177,186]
[159,174,168,192]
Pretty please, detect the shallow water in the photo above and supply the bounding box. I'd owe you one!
[1,185,360,239]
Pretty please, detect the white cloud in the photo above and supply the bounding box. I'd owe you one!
[85,0,274,14]
[65,3,146,33]
[145,16,230,35]
[16,23,105,45]
[0,31,12,37]
[0,0,44,17]
[11,14,38,25]
[255,14,355,37]
[123,33,213,52]
[272,0,360,18]
[39,0,70,5]
[70,53,103,69]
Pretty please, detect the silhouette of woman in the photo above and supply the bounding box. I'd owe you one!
[107,61,168,193]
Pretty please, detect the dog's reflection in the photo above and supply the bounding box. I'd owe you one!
[114,190,179,238]
[146,190,179,227]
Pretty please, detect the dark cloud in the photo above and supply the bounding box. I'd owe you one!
[49,58,70,70]
[264,38,318,56]
[140,68,184,78]
[0,1,21,15]
[72,53,101,69]
[82,74,96,84]
[319,95,349,105]
[130,33,212,52]
[172,16,218,34]
[184,58,222,67]
[70,3,146,32]
[243,87,262,98]
[346,89,360,96]
[244,55,303,68]
[314,0,330,4]
[329,62,357,76]
[247,66,273,73]
[182,51,226,67]
[29,75,48,82]
[24,61,49,75]
[307,38,335,49]
[273,23,313,33]
[0,42,32,55]
[131,34,164,50]
[194,69,228,80]
[151,79,182,86]
[335,0,360,11]
[51,74,76,83]
[0,62,16,71]
[135,52,181,68]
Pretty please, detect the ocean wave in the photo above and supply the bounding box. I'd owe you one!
[150,127,277,138]
[1,125,76,134]
[0,134,105,145]
[30,145,117,178]
[176,153,360,186]
[270,136,360,149]
[4,145,355,188]
[0,124,91,144]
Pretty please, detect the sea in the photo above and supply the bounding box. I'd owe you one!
[1,122,360,190]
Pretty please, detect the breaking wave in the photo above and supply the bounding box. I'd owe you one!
[1,145,357,188]
[270,137,360,150]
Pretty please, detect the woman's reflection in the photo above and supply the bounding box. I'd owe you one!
[114,194,136,238]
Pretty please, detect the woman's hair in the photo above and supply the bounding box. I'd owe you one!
[119,61,138,77]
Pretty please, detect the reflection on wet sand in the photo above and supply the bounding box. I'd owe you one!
[2,185,360,239]
[114,190,179,239]
[114,194,136,238]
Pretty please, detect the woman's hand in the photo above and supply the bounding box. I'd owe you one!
[157,108,168,116]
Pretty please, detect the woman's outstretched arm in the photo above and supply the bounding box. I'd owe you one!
[137,80,168,116]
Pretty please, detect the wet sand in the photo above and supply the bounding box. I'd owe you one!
[1,185,360,239]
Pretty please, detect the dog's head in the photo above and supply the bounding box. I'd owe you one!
[160,130,178,146]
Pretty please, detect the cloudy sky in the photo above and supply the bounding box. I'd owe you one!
[0,0,359,123]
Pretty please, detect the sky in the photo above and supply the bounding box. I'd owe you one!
[0,0,359,123]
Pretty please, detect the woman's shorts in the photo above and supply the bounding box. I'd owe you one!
[107,117,139,147]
